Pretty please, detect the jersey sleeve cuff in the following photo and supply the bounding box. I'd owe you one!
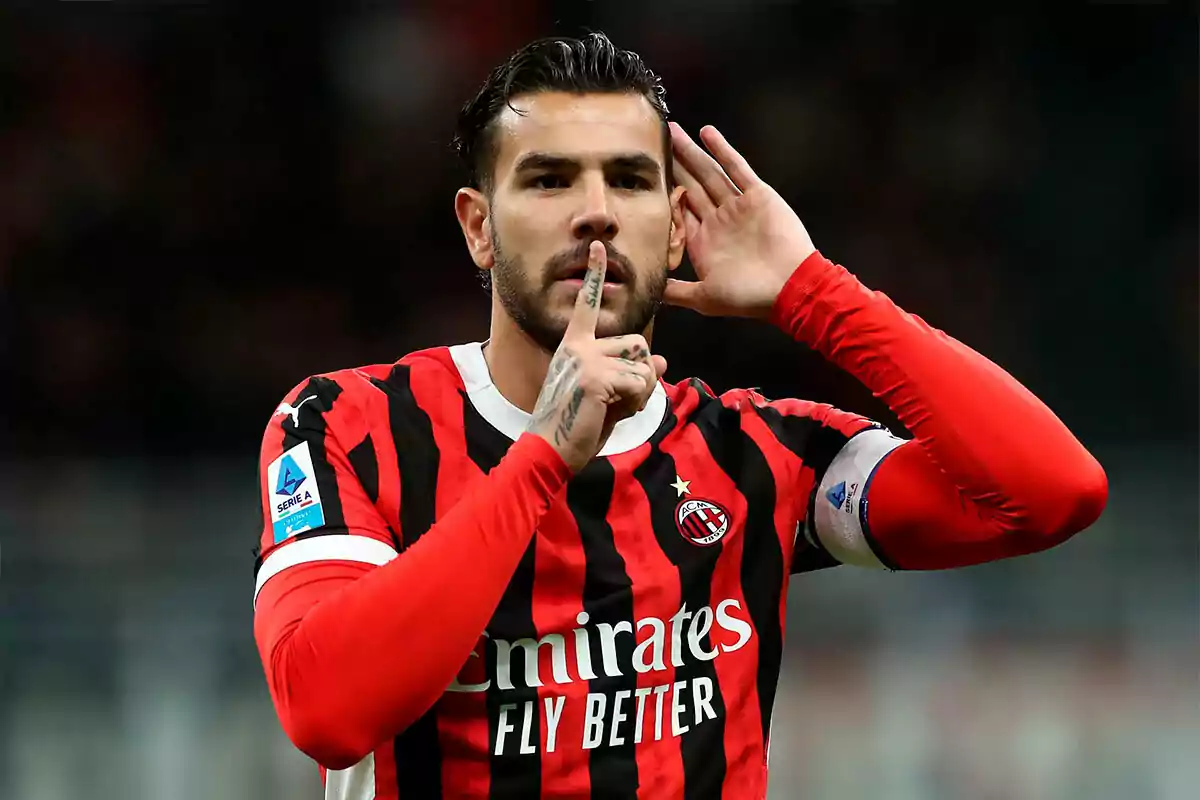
[812,427,906,569]
[508,432,575,495]
[768,250,844,341]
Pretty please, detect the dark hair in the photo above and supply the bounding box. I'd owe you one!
[453,32,672,193]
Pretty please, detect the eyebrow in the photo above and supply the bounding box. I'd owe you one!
[512,152,662,175]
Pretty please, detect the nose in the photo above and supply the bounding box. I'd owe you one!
[570,174,619,241]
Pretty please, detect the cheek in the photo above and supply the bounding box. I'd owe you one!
[497,200,565,257]
[624,201,674,249]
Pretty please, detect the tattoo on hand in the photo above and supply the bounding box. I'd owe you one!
[554,386,585,446]
[530,348,579,429]
[586,267,602,308]
[618,345,644,362]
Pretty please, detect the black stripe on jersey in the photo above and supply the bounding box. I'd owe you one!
[348,434,403,554]
[347,434,379,503]
[751,406,868,573]
[254,457,267,566]
[568,458,639,798]
[254,377,349,574]
[373,368,439,549]
[374,365,443,797]
[632,386,727,800]
[461,390,514,478]
[282,377,348,531]
[783,485,841,575]
[694,399,786,751]
[750,405,852,482]
[461,398,541,800]
[790,503,842,574]
[347,433,402,551]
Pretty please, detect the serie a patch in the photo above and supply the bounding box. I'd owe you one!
[267,441,326,543]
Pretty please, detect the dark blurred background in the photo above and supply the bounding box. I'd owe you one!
[1,3,1196,799]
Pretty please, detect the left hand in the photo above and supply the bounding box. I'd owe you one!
[665,122,817,319]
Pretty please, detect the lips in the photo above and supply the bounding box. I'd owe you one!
[553,256,629,284]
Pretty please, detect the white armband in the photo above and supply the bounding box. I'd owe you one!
[812,427,907,568]
[253,535,397,606]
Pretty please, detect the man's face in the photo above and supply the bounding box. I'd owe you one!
[480,91,685,352]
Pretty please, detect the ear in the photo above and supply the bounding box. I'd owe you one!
[667,184,687,271]
[455,187,494,270]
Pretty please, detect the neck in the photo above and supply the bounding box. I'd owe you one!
[483,306,555,415]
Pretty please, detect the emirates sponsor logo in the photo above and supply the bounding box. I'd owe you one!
[446,599,755,756]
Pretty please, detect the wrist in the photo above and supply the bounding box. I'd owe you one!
[509,432,576,488]
[768,250,839,334]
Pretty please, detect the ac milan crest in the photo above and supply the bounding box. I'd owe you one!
[676,497,732,546]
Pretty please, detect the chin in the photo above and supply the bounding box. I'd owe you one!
[516,288,655,352]
[594,311,641,339]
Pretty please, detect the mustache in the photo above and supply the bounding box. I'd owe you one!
[544,241,634,283]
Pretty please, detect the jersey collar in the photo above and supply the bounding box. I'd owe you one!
[448,341,668,457]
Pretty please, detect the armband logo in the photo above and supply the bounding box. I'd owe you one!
[825,480,859,515]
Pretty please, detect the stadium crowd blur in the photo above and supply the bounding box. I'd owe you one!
[1,4,1195,799]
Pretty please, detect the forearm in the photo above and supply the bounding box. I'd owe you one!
[254,433,571,768]
[773,253,1107,550]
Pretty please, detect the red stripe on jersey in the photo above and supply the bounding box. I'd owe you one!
[765,395,875,440]
[659,410,765,800]
[532,501,592,798]
[607,443,686,799]
[757,395,871,519]
[409,370,492,799]
[356,366,404,542]
[735,405,806,773]
[359,365,408,800]
[740,404,804,538]
[323,382,395,546]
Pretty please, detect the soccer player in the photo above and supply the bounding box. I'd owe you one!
[252,33,1107,800]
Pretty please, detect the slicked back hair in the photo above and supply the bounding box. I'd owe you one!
[453,32,673,195]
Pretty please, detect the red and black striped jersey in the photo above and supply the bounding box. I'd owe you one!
[253,251,1110,799]
[253,340,896,799]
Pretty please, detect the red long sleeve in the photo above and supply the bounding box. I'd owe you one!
[770,252,1108,570]
[254,433,571,769]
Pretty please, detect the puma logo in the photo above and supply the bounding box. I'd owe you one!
[274,395,319,426]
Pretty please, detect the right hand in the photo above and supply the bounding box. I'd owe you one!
[527,241,668,472]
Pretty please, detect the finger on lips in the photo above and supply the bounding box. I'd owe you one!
[566,240,607,337]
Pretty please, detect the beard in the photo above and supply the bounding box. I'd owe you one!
[490,232,668,354]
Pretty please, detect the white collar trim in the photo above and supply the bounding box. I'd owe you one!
[448,341,667,456]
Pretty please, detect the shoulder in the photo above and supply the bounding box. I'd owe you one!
[287,346,463,400]
[269,346,464,431]
[661,376,833,423]
[662,376,880,461]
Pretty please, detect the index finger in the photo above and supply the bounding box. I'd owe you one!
[564,240,607,339]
